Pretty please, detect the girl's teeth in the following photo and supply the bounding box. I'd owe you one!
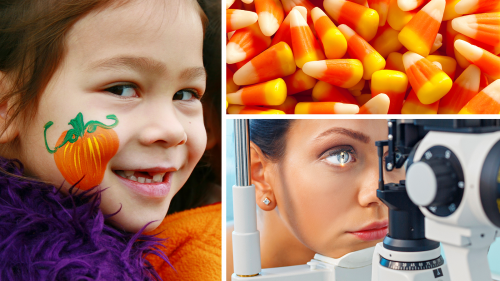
[124,170,134,177]
[153,173,164,183]
[145,178,152,183]
[138,177,146,183]
[129,175,137,181]
[116,170,126,178]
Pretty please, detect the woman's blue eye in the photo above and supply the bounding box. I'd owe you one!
[173,89,198,101]
[105,85,138,97]
[325,148,355,166]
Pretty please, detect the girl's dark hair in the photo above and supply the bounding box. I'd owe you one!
[249,119,293,161]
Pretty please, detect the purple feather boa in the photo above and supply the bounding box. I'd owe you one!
[0,157,170,280]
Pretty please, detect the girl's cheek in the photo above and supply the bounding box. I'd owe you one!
[43,112,120,191]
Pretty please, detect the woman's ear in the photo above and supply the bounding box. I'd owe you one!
[0,72,20,143]
[250,142,277,211]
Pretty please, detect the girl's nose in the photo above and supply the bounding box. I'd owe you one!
[138,104,187,148]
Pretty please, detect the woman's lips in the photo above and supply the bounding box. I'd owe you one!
[114,170,172,198]
[347,221,388,241]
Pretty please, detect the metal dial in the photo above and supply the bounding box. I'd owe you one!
[380,255,445,271]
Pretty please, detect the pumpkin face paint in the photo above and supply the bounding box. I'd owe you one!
[44,112,119,190]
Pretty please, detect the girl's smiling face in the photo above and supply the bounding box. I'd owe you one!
[255,119,405,258]
[13,0,207,232]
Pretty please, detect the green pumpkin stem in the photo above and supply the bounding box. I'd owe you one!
[44,112,119,154]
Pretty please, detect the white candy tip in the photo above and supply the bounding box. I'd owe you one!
[302,61,327,78]
[398,0,419,11]
[334,103,360,114]
[226,42,246,64]
[454,39,483,61]
[338,24,355,39]
[311,7,326,23]
[454,0,476,14]
[290,8,307,27]
[362,94,390,114]
[402,51,424,70]
[259,12,280,36]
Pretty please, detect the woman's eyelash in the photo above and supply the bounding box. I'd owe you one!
[322,146,357,166]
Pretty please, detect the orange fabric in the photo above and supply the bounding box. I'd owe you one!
[146,203,221,281]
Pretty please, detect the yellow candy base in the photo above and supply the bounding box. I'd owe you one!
[458,107,472,114]
[264,78,287,105]
[323,29,347,59]
[398,28,431,57]
[401,102,437,114]
[416,72,453,104]
[357,10,380,41]
[363,52,386,80]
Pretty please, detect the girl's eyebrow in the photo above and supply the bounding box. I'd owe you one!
[87,56,167,74]
[86,56,207,81]
[314,127,371,144]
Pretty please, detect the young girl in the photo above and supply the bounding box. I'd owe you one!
[0,0,208,279]
[227,119,406,279]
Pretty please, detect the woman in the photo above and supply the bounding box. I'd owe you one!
[227,119,405,279]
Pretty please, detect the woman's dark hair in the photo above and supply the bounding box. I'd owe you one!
[249,119,294,161]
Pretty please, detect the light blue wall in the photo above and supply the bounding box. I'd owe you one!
[225,118,500,274]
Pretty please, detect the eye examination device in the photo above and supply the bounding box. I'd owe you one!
[231,119,500,281]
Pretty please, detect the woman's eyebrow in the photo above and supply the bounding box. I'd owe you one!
[314,127,371,144]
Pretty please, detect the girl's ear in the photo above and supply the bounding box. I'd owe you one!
[0,72,19,143]
[250,142,277,211]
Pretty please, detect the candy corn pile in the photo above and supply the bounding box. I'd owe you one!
[226,0,500,114]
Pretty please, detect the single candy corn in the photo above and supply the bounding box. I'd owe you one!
[311,7,348,59]
[255,0,285,36]
[398,0,427,11]
[401,89,440,114]
[371,24,403,58]
[295,102,360,113]
[227,67,240,94]
[426,55,457,80]
[262,96,298,113]
[438,64,480,114]
[227,23,271,64]
[385,52,406,72]
[227,78,287,105]
[228,105,286,114]
[454,39,500,79]
[302,59,364,88]
[403,51,453,104]
[454,0,500,15]
[387,0,416,30]
[338,24,386,80]
[367,0,391,26]
[312,80,359,104]
[227,9,259,32]
[452,13,500,48]
[233,42,296,85]
[459,80,500,114]
[283,69,317,95]
[358,93,390,114]
[453,34,500,68]
[398,0,446,57]
[271,6,307,47]
[290,9,325,68]
[371,70,408,113]
[324,0,380,41]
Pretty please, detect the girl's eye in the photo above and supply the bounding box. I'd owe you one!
[104,84,138,97]
[173,89,199,101]
[324,147,356,166]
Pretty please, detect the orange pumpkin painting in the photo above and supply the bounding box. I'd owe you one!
[44,112,119,190]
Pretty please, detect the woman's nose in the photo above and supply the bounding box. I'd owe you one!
[138,103,187,148]
[358,164,385,208]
